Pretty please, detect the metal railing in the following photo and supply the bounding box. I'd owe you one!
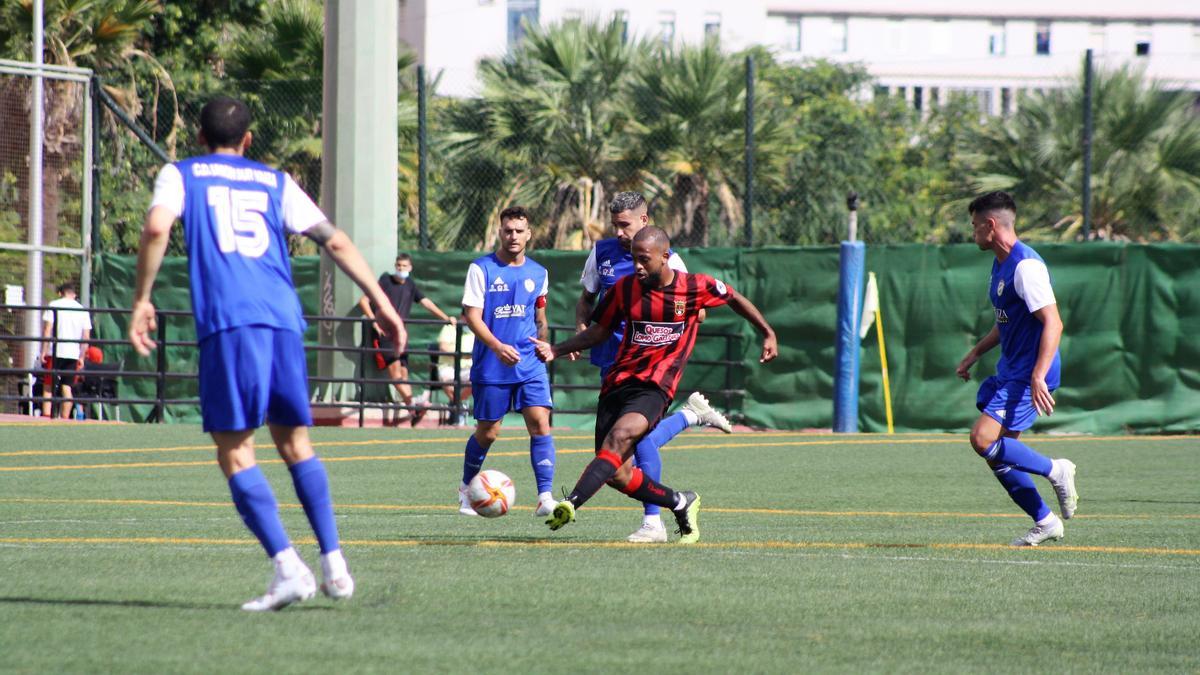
[0,304,746,425]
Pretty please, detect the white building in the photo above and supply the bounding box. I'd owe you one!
[399,0,1200,108]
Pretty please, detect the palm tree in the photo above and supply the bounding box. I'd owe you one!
[438,18,644,250]
[0,0,164,247]
[966,66,1200,241]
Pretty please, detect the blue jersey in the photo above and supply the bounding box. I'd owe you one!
[580,238,686,369]
[463,253,549,384]
[158,154,320,341]
[989,241,1061,387]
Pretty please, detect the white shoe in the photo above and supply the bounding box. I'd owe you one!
[1010,515,1064,547]
[1050,459,1078,519]
[242,566,317,611]
[534,492,557,517]
[626,521,669,543]
[321,574,355,600]
[458,484,479,516]
[682,392,732,433]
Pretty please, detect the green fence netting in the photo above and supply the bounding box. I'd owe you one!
[90,243,1200,433]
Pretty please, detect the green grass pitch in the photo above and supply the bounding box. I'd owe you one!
[1,423,1197,673]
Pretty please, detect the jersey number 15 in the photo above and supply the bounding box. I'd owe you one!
[207,185,269,258]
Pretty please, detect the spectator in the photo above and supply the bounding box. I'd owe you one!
[40,281,91,419]
[435,319,474,424]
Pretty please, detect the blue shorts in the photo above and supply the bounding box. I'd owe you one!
[976,376,1053,432]
[472,373,553,421]
[198,326,312,432]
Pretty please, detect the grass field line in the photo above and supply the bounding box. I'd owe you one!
[3,434,1194,471]
[1,534,1198,557]
[2,432,1194,460]
[2,497,1197,521]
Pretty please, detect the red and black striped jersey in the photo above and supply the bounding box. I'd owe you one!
[591,271,733,399]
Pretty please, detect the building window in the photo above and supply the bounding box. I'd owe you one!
[1135,23,1151,56]
[785,16,802,51]
[658,11,675,45]
[507,0,538,51]
[1035,21,1051,55]
[831,16,848,53]
[614,9,629,44]
[704,12,721,40]
[1088,22,1106,53]
[988,20,1006,56]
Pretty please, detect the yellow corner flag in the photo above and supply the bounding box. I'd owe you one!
[861,272,894,434]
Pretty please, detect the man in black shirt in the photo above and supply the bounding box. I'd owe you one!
[358,253,455,425]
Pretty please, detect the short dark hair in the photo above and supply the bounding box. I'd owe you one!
[57,281,76,295]
[499,206,531,224]
[968,191,1017,216]
[395,253,413,264]
[200,96,252,149]
[609,191,646,214]
[632,225,670,250]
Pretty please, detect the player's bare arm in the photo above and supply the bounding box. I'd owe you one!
[725,289,778,363]
[307,222,407,355]
[574,289,596,333]
[530,323,613,363]
[957,325,1000,381]
[129,205,177,356]
[1029,304,1063,415]
[465,305,520,365]
[535,305,549,342]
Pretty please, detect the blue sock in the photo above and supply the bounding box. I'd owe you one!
[992,464,1052,521]
[984,437,1052,476]
[462,435,489,485]
[228,465,291,558]
[288,456,340,554]
[634,412,687,517]
[529,434,556,494]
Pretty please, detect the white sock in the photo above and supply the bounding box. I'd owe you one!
[680,409,700,426]
[537,491,553,503]
[321,549,348,581]
[1036,512,1059,527]
[273,547,305,577]
[643,514,663,527]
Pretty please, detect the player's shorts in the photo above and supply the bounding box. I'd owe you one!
[472,373,553,421]
[976,375,1054,432]
[595,381,669,451]
[198,325,312,433]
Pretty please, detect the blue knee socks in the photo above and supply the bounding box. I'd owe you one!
[228,465,290,557]
[529,434,556,494]
[634,411,689,517]
[288,456,340,554]
[992,464,1052,522]
[984,437,1052,476]
[462,435,489,485]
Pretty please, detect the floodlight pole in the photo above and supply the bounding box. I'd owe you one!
[743,54,754,247]
[1081,48,1094,240]
[418,64,429,251]
[25,0,45,371]
[846,191,858,242]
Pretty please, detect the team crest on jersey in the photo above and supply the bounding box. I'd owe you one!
[674,300,686,316]
[996,279,1005,296]
[599,259,615,278]
[524,278,536,293]
[489,278,510,293]
[714,279,727,295]
[631,320,684,346]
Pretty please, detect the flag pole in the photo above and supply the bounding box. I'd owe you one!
[873,283,894,434]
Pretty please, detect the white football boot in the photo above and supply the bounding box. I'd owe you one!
[458,483,479,516]
[681,392,733,433]
[320,550,355,601]
[626,518,669,543]
[534,491,557,517]
[1010,514,1065,547]
[1049,459,1079,519]
[242,550,318,611]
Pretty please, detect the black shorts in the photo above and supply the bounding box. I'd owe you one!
[371,330,409,369]
[49,357,79,391]
[595,381,670,451]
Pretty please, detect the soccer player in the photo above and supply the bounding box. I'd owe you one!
[532,226,777,544]
[576,192,733,544]
[357,253,456,426]
[956,191,1079,547]
[457,206,558,517]
[129,96,406,610]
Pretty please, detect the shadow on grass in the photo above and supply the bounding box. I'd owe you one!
[0,595,334,612]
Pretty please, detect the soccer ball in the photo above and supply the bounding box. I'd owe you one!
[466,469,516,518]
